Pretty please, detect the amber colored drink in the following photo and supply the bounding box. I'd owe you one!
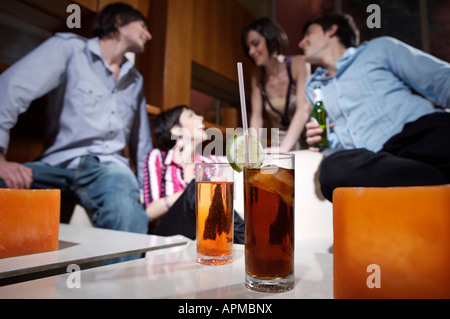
[196,181,234,265]
[244,163,295,292]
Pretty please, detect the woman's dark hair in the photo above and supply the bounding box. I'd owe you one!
[92,2,148,39]
[150,105,192,151]
[303,13,360,48]
[241,17,289,61]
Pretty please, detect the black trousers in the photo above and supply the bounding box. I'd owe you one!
[151,180,245,244]
[319,112,450,201]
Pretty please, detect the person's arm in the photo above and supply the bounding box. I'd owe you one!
[0,34,78,188]
[278,56,312,152]
[379,37,450,108]
[143,149,180,220]
[145,191,183,220]
[0,34,79,154]
[129,84,153,189]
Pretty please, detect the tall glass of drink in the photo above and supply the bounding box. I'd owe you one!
[195,162,234,265]
[244,152,295,292]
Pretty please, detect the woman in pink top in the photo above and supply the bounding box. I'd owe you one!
[143,105,244,242]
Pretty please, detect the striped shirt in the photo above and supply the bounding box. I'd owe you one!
[143,148,218,208]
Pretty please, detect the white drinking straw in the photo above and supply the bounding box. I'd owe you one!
[237,62,250,167]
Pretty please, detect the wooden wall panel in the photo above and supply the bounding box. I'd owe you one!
[143,0,254,111]
[162,0,193,109]
[192,0,254,82]
[142,0,167,109]
[143,0,194,110]
[74,0,98,12]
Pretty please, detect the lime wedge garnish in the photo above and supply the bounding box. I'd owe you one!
[226,133,264,172]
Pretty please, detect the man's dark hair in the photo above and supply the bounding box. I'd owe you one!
[241,17,289,61]
[92,2,148,39]
[150,105,193,151]
[303,13,360,48]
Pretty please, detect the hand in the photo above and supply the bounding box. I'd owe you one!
[0,154,33,189]
[305,121,334,152]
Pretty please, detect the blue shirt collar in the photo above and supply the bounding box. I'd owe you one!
[336,47,357,70]
[86,37,135,79]
[310,46,359,80]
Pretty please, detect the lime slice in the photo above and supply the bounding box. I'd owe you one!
[226,133,264,172]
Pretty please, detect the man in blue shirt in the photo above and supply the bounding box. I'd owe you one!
[300,13,450,201]
[0,3,153,250]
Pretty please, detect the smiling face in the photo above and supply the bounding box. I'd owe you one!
[118,20,152,53]
[245,30,270,66]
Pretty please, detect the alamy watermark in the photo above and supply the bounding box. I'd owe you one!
[66,4,81,29]
[367,264,381,288]
[66,264,81,288]
[65,3,381,30]
[169,124,281,165]
[64,261,381,290]
[366,4,381,29]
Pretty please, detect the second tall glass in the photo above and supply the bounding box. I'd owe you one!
[195,162,234,265]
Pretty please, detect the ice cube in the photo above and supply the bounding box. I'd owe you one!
[274,168,294,207]
[260,164,279,174]
[248,166,294,207]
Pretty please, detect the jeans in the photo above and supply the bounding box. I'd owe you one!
[1,156,149,262]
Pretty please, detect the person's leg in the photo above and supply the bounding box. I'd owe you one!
[153,180,245,243]
[233,212,245,244]
[73,156,148,234]
[23,161,80,222]
[382,112,450,181]
[152,181,197,239]
[0,161,76,219]
[319,148,447,202]
[319,112,450,202]
[1,158,146,263]
[72,157,148,263]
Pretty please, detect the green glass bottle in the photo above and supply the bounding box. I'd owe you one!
[310,86,329,150]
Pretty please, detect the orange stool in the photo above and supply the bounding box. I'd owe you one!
[0,189,60,258]
[333,185,450,299]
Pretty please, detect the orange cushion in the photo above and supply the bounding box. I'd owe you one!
[333,185,450,299]
[0,189,60,258]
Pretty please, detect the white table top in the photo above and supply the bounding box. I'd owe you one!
[0,224,187,281]
[0,237,333,299]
